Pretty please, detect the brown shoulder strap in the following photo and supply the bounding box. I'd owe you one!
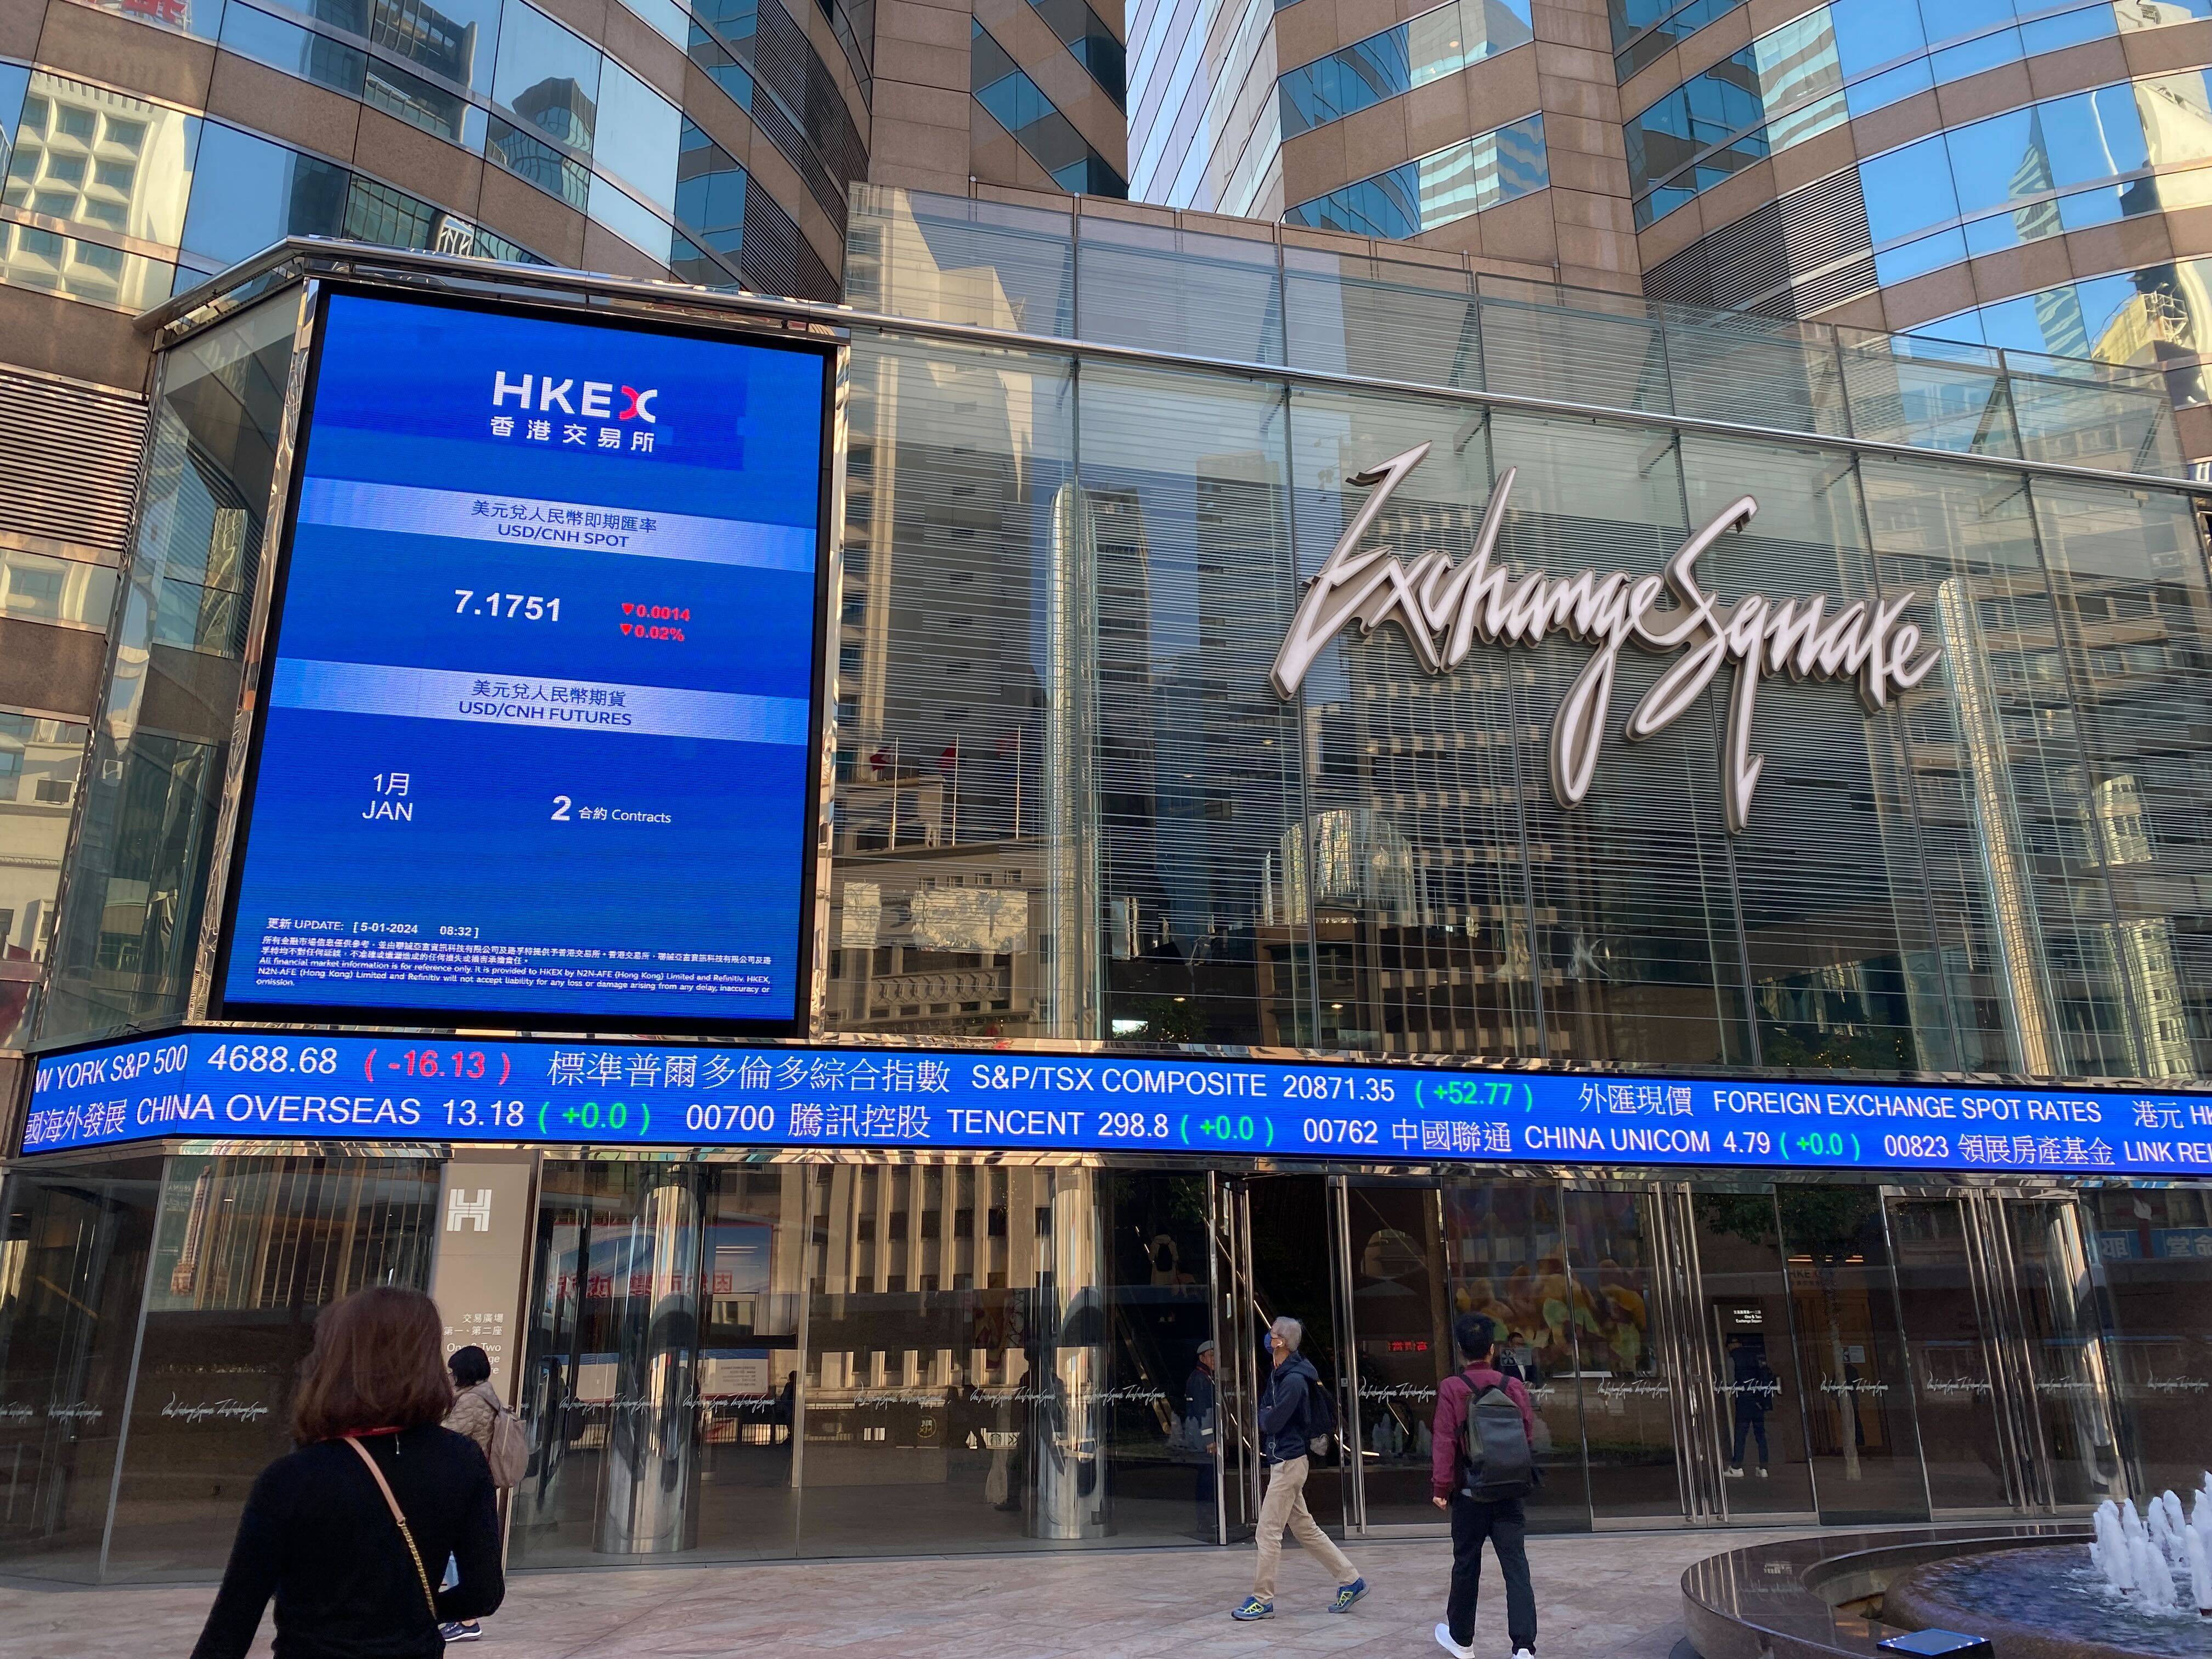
[342,1436,441,1623]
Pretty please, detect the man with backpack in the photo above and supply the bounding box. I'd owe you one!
[1430,1314,1538,1659]
[1229,1316,1369,1621]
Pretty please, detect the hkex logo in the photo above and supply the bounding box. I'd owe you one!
[491,371,657,423]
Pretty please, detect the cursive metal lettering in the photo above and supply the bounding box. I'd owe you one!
[1271,443,1941,831]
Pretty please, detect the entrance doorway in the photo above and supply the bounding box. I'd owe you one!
[1876,1189,2125,1520]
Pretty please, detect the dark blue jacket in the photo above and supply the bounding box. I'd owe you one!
[1257,1351,1319,1465]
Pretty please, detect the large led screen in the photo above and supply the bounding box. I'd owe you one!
[214,292,831,1030]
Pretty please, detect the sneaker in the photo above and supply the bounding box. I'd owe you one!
[1511,1647,1536,1659]
[1331,1577,1368,1613]
[440,1623,482,1643]
[1756,1467,1769,1478]
[1723,1465,1745,1477]
[1435,1624,1476,1658]
[1231,1596,1275,1621]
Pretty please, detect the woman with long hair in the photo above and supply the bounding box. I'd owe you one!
[191,1286,505,1658]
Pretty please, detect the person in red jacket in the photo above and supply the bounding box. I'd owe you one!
[1429,1313,1538,1659]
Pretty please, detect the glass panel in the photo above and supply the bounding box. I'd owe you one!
[0,710,92,1045]
[1477,279,1671,414]
[1282,250,1480,392]
[0,1157,161,1582]
[2085,1188,2212,1498]
[1076,217,1283,366]
[1344,1180,1449,1525]
[1689,1187,1818,1514]
[1777,1184,1927,1522]
[1663,311,1847,435]
[2033,481,2212,1075]
[843,188,1075,337]
[1830,0,1925,81]
[1839,333,2019,460]
[511,1161,713,1561]
[1082,364,1304,1045]
[1243,1176,1346,1526]
[7,72,200,249]
[824,335,1077,1042]
[2002,1198,2125,1506]
[1286,386,1540,1057]
[104,1155,440,1579]
[492,0,601,159]
[592,57,679,213]
[1564,1189,1680,1519]
[1859,456,2125,1077]
[1860,136,1957,247]
[1886,1198,2010,1510]
[219,4,370,98]
[1442,1180,1588,1528]
[799,1165,1217,1550]
[518,1161,1214,1561]
[38,295,300,1043]
[586,177,673,263]
[1688,437,1937,1074]
[1504,417,1753,1068]
[178,124,347,267]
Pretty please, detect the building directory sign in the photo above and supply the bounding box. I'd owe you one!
[21,1029,2212,1177]
[213,293,830,1031]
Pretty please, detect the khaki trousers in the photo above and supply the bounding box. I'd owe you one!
[1252,1454,1356,1600]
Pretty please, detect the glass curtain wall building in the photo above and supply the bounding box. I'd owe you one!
[1125,0,2212,465]
[4,200,2212,1581]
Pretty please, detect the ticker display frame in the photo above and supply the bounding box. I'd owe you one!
[19,1025,2212,1180]
[200,283,843,1039]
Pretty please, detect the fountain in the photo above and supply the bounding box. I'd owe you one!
[1681,1480,2212,1659]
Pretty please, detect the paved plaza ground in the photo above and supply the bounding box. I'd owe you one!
[1,1524,1809,1657]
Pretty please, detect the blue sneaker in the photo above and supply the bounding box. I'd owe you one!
[1231,1596,1274,1621]
[1330,1577,1368,1613]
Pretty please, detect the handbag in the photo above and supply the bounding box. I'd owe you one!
[343,1436,441,1624]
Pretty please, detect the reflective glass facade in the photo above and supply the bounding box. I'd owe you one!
[1624,0,2211,228]
[1277,0,1534,138]
[5,213,2212,1583]
[1284,113,1547,238]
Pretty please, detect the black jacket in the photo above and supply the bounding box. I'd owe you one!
[1257,1352,1320,1465]
[191,1423,505,1659]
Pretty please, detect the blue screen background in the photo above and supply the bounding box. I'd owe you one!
[221,293,826,1023]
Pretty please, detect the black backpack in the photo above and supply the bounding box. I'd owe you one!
[1458,1373,1534,1499]
[1304,1373,1339,1459]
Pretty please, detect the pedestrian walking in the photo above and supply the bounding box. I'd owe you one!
[439,1344,524,1644]
[1229,1315,1368,1622]
[1430,1313,1538,1659]
[189,1286,504,1659]
[1723,1335,1777,1479]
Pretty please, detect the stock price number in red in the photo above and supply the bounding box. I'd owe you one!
[366,1047,514,1085]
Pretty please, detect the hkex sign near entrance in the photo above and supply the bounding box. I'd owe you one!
[20,1029,2212,1178]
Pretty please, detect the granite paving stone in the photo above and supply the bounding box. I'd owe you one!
[1,1525,1816,1657]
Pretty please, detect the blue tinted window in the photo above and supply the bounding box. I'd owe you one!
[1873,225,1967,284]
[181,124,349,265]
[1925,0,2018,49]
[1928,25,2021,83]
[219,4,369,95]
[1829,0,1923,78]
[1844,55,1931,116]
[1279,0,1530,137]
[1860,133,1955,244]
[491,0,601,156]
[1943,106,2039,218]
[1288,112,1544,234]
[2019,4,2115,53]
[2042,83,2147,187]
